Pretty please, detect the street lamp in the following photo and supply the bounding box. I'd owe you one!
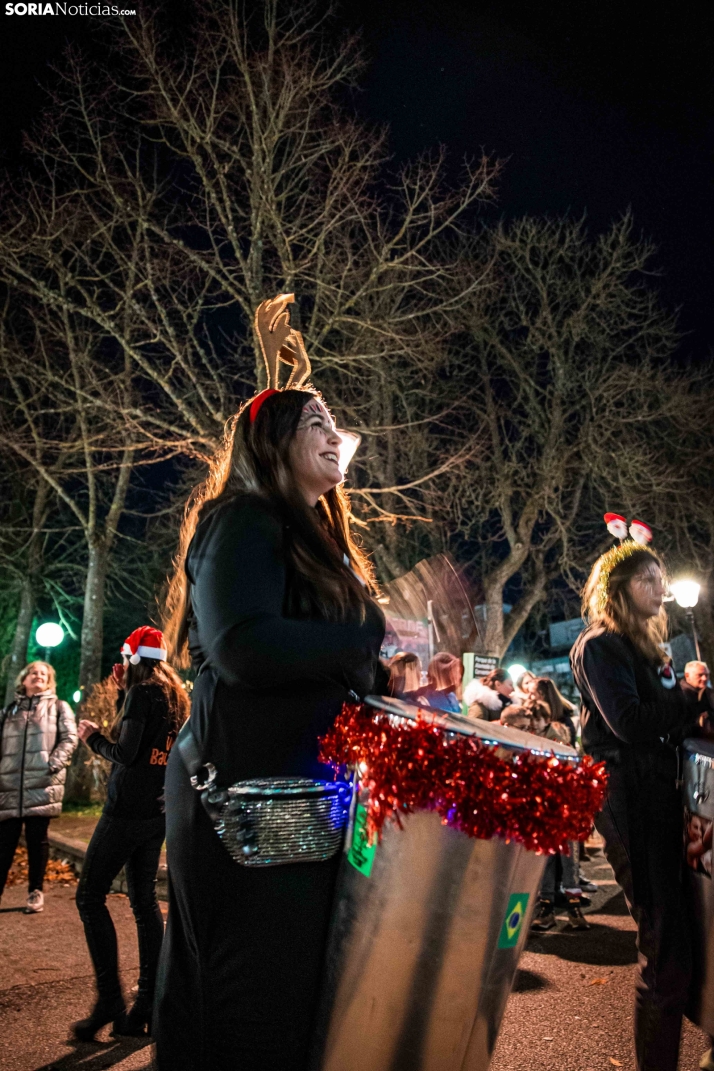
[507,664,528,684]
[35,622,64,663]
[670,580,701,661]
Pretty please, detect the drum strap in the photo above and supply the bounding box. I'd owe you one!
[176,720,212,788]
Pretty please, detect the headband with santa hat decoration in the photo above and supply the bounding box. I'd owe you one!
[604,513,652,546]
[121,626,167,665]
[596,514,655,612]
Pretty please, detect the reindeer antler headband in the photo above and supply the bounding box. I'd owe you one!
[249,293,312,422]
[596,513,655,611]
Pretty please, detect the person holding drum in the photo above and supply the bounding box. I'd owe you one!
[572,535,708,1071]
[154,295,386,1071]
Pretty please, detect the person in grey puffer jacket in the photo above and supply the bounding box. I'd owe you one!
[0,660,77,913]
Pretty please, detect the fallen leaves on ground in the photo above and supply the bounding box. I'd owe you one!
[588,977,610,985]
[6,846,77,886]
[609,1059,623,1066]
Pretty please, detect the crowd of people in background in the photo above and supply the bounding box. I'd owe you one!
[387,650,578,746]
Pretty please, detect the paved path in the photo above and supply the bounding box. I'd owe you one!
[0,882,158,1071]
[0,848,708,1070]
[491,849,708,1071]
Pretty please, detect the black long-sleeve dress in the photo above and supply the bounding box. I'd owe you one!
[153,493,385,1071]
[571,625,706,1071]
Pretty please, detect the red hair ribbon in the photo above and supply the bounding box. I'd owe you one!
[249,388,279,423]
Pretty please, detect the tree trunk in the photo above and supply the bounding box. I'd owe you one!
[79,539,109,694]
[374,542,403,584]
[4,577,35,705]
[481,587,506,659]
[4,479,50,705]
[67,540,109,802]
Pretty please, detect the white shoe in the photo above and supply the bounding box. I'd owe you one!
[24,890,44,913]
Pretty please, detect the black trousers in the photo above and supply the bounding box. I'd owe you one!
[595,760,691,1071]
[0,815,51,894]
[76,812,165,1004]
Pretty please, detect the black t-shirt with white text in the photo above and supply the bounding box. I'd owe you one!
[87,680,176,820]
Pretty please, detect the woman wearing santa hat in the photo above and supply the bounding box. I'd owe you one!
[153,295,386,1071]
[73,625,189,1041]
[571,516,709,1071]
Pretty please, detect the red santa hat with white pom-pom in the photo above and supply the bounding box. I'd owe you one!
[629,519,652,546]
[604,513,629,540]
[121,626,167,665]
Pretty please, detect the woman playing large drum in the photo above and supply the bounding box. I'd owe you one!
[154,296,385,1071]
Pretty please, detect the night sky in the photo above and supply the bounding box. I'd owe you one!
[1,0,712,356]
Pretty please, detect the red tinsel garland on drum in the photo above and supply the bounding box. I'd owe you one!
[319,703,608,855]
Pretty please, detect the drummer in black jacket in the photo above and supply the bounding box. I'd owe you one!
[73,626,189,1041]
[571,540,708,1071]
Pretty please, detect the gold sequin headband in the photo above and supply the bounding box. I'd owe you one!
[595,540,657,612]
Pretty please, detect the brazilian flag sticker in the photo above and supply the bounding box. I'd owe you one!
[347,803,377,877]
[497,892,530,948]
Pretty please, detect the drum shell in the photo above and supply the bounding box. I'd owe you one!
[309,807,545,1071]
[309,697,576,1071]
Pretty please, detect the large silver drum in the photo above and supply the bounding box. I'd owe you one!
[683,737,714,1032]
[310,696,579,1071]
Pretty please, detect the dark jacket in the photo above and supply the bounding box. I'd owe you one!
[571,624,709,912]
[571,625,705,761]
[680,680,714,728]
[87,681,176,820]
[185,493,386,783]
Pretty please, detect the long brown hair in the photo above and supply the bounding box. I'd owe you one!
[481,667,509,689]
[582,545,668,664]
[164,388,376,664]
[389,652,422,695]
[527,699,553,725]
[121,658,190,733]
[532,677,572,722]
[427,652,464,697]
